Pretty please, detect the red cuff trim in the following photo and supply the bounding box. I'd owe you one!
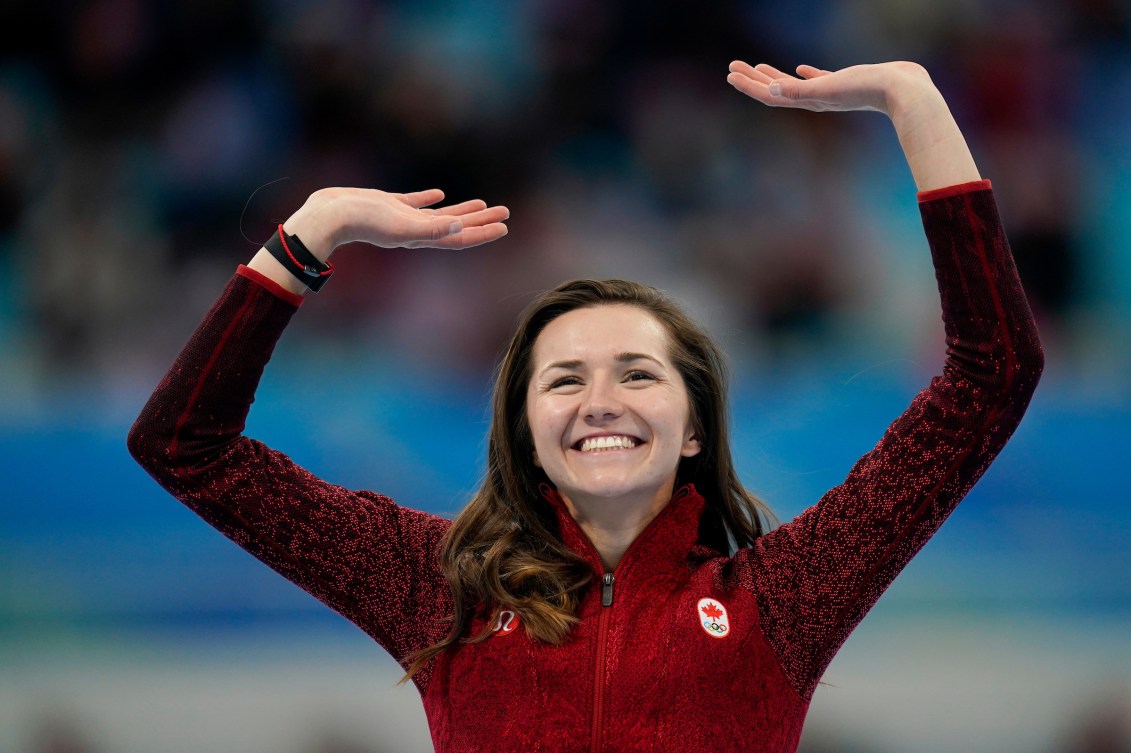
[917,179,992,203]
[236,264,306,307]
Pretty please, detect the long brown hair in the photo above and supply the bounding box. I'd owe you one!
[399,279,775,683]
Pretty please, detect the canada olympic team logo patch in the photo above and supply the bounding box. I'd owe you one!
[697,598,730,638]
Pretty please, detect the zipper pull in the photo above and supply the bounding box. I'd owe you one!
[601,573,615,607]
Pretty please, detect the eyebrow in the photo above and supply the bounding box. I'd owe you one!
[539,352,665,377]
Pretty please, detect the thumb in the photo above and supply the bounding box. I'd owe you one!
[768,79,805,100]
[427,216,463,242]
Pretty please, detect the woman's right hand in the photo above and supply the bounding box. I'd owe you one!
[284,187,510,261]
[249,187,510,296]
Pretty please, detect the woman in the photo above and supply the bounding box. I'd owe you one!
[128,61,1043,751]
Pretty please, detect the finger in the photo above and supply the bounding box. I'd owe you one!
[403,205,508,244]
[396,189,446,208]
[420,215,464,243]
[727,72,779,105]
[768,72,833,103]
[728,60,782,86]
[428,198,488,217]
[436,205,509,227]
[769,76,822,102]
[728,69,828,109]
[428,222,510,250]
[728,60,759,79]
[796,64,832,79]
[753,63,796,81]
[727,71,766,98]
[738,67,777,86]
[384,212,462,245]
[748,69,776,85]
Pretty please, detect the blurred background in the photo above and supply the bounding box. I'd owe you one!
[1,0,1128,751]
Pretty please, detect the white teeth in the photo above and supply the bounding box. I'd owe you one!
[579,435,639,452]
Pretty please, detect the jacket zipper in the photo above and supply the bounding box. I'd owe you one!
[590,572,615,753]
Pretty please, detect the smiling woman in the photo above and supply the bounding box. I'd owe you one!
[403,282,776,689]
[127,60,1043,752]
[531,305,702,538]
[528,304,734,563]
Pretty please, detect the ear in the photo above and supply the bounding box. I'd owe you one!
[681,431,701,458]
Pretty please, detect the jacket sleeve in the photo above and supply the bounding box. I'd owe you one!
[733,181,1044,701]
[127,265,454,689]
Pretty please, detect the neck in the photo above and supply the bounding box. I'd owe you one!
[559,485,675,571]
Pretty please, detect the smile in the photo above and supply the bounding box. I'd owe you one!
[575,435,642,452]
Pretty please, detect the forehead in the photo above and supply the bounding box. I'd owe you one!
[532,304,671,364]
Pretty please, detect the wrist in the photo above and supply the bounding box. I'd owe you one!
[282,189,349,263]
[883,65,944,126]
[260,224,335,293]
[888,82,982,191]
[247,248,310,297]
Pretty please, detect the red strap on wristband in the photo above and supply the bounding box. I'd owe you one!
[262,225,334,293]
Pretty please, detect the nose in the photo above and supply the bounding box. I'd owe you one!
[582,377,623,422]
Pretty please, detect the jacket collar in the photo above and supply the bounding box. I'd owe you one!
[539,483,710,579]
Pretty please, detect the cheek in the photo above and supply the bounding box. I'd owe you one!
[651,394,691,432]
[526,399,562,450]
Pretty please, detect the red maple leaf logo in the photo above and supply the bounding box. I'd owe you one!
[701,602,724,622]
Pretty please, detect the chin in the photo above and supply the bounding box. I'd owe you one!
[567,476,669,502]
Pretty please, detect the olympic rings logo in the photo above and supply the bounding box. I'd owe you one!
[697,597,731,639]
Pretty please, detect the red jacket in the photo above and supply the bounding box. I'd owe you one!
[128,181,1042,752]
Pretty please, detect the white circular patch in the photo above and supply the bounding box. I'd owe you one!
[696,598,730,639]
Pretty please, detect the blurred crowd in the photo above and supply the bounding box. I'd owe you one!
[1,0,1128,387]
[13,686,1131,753]
[2,3,1128,750]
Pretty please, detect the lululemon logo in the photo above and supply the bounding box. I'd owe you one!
[493,610,519,635]
[697,598,730,638]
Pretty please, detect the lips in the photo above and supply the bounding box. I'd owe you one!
[573,434,645,452]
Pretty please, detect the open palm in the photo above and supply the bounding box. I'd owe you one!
[726,60,933,117]
[286,186,510,258]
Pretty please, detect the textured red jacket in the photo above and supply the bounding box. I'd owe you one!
[128,181,1042,752]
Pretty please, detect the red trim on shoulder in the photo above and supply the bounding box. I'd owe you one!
[236,264,306,307]
[917,179,993,203]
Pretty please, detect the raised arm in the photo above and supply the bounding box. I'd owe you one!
[728,60,980,191]
[127,188,509,690]
[725,62,1044,699]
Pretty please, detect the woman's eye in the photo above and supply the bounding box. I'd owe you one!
[625,371,655,382]
[550,376,581,388]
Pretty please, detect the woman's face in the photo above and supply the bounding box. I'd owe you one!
[525,304,701,510]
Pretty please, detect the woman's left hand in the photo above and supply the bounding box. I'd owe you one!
[726,60,982,192]
[726,60,939,121]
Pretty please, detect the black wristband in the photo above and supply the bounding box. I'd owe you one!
[262,224,334,293]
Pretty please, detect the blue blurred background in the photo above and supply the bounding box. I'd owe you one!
[1,0,1128,751]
